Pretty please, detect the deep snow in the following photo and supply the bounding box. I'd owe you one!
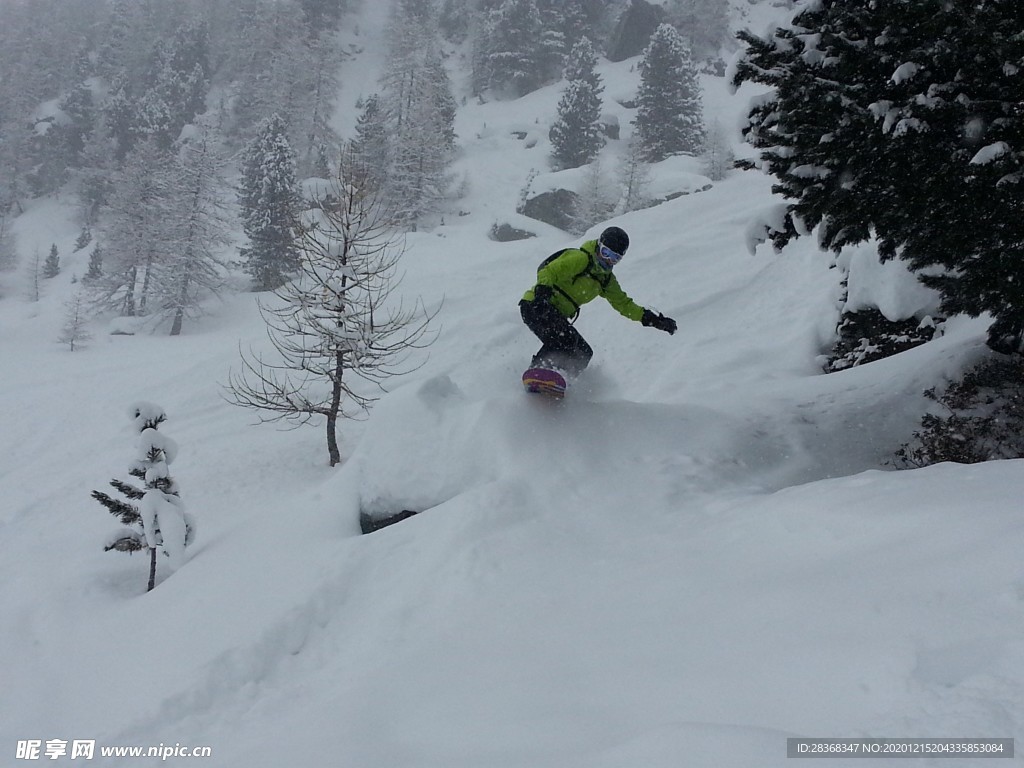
[1,2,1022,766]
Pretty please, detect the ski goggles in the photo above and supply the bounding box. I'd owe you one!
[597,243,623,268]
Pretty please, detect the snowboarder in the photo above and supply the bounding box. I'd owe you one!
[520,226,677,379]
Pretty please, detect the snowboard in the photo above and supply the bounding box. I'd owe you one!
[522,367,567,399]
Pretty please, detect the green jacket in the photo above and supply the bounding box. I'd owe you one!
[522,240,645,322]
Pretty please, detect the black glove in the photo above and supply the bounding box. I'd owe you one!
[533,284,554,303]
[642,309,677,335]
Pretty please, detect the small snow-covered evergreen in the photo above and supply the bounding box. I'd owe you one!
[83,244,104,283]
[42,244,60,279]
[73,226,92,252]
[93,402,195,592]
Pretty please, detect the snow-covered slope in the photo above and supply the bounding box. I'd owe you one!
[1,3,1022,767]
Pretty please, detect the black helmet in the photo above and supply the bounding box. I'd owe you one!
[599,226,629,256]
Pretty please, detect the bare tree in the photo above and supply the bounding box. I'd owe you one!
[701,118,734,182]
[25,249,42,303]
[58,293,93,351]
[574,158,618,233]
[162,126,231,336]
[226,153,440,466]
[617,136,653,214]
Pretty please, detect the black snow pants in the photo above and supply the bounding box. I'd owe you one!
[519,297,593,377]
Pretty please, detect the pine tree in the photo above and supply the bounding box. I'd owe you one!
[538,0,600,67]
[439,0,471,42]
[238,114,301,291]
[226,6,340,170]
[732,0,1024,351]
[95,402,194,592]
[666,0,729,62]
[549,37,605,170]
[350,94,391,192]
[59,83,97,167]
[74,226,92,252]
[633,23,705,162]
[43,244,60,279]
[105,81,141,161]
[481,0,548,97]
[84,244,104,282]
[300,0,348,32]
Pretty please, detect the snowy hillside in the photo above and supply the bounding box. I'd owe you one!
[1,2,1022,767]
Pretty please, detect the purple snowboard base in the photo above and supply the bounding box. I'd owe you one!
[522,367,567,398]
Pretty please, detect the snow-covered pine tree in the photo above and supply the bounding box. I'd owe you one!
[633,23,705,162]
[58,293,92,351]
[238,114,301,291]
[25,55,100,194]
[226,5,340,171]
[665,0,729,63]
[43,245,60,279]
[349,94,391,192]
[74,226,92,252]
[226,151,439,466]
[84,245,103,282]
[439,0,471,42]
[124,21,210,152]
[550,37,605,170]
[95,402,195,592]
[733,0,1024,352]
[426,52,459,154]
[104,80,142,161]
[538,0,602,66]
[57,83,96,170]
[481,0,548,97]
[159,127,230,336]
[300,0,348,32]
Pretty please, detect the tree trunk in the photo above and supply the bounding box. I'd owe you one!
[170,307,183,336]
[138,253,153,314]
[170,254,192,336]
[327,350,344,466]
[147,547,157,592]
[326,411,340,467]
[122,265,137,316]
